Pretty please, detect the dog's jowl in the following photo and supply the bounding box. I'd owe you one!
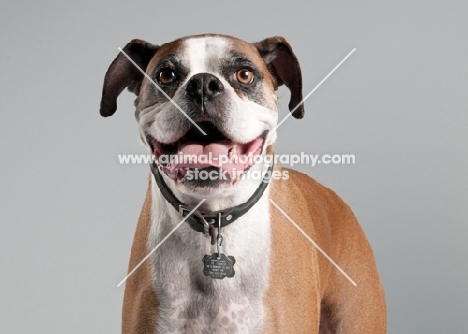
[100,34,386,334]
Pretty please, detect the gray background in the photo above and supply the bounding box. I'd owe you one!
[1,0,467,333]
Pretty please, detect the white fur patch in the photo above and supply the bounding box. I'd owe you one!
[148,177,271,333]
[185,36,229,75]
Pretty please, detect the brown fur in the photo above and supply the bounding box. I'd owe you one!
[122,182,158,333]
[263,167,386,333]
[122,167,386,333]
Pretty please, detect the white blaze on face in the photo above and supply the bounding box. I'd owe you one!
[184,36,229,76]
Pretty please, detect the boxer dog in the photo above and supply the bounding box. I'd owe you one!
[100,34,386,333]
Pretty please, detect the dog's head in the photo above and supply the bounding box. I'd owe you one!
[100,34,303,198]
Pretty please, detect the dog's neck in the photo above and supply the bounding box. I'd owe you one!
[147,167,272,333]
[164,163,270,211]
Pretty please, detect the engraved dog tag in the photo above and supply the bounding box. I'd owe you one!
[203,253,236,279]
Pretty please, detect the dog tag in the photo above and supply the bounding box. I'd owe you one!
[203,253,236,279]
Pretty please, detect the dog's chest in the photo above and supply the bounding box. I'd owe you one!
[148,192,271,333]
[154,276,259,334]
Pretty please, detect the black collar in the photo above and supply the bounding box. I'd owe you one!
[150,162,273,238]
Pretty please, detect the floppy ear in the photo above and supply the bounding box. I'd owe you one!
[99,39,159,117]
[253,36,304,119]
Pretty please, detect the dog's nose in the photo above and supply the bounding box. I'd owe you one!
[185,73,224,102]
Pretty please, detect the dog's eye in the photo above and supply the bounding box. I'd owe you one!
[158,69,177,84]
[236,69,254,84]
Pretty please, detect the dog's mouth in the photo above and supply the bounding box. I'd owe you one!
[148,122,265,184]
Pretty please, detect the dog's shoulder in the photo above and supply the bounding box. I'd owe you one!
[270,167,361,241]
[272,167,353,214]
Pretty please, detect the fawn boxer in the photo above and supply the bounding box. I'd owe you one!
[100,34,386,333]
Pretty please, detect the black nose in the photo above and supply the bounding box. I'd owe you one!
[185,73,224,102]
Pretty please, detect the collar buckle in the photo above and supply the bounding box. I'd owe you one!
[179,204,215,240]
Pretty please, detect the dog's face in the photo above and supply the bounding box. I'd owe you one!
[100,34,304,197]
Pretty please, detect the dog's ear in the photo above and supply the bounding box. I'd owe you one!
[99,39,159,117]
[253,36,304,119]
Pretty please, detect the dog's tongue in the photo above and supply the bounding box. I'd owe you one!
[169,137,264,178]
[178,142,232,168]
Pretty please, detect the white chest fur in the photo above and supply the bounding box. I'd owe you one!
[148,180,271,333]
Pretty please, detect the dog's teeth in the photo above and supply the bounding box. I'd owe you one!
[228,146,237,159]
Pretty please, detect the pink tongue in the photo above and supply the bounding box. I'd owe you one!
[169,137,264,178]
[178,143,232,168]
